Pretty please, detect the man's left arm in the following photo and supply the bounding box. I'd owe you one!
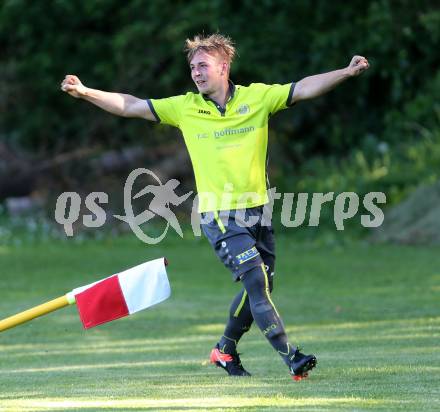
[291,55,370,104]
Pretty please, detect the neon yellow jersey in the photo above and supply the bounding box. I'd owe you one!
[148,82,294,212]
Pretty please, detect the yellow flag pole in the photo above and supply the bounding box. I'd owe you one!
[0,294,74,332]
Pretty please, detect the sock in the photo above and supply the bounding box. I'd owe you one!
[218,288,253,353]
[241,264,296,366]
[218,268,275,354]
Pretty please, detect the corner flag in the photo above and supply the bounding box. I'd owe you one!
[0,258,170,332]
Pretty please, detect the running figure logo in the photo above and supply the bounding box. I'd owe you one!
[114,168,193,244]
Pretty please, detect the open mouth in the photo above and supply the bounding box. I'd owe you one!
[196,80,206,86]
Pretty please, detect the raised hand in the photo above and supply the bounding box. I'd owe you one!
[60,75,87,98]
[347,56,370,77]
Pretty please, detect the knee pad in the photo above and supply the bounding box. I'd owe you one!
[242,265,266,290]
[241,266,273,314]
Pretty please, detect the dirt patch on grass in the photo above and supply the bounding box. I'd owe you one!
[371,180,440,245]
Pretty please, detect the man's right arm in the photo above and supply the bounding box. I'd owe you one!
[60,75,157,121]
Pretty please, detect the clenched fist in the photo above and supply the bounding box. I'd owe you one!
[347,56,370,77]
[60,75,87,98]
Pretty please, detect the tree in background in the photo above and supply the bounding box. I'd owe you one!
[0,0,438,206]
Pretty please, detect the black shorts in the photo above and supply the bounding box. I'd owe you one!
[200,206,275,282]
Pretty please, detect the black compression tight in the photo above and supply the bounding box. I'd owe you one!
[219,265,295,365]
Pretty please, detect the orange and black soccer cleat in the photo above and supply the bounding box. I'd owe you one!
[289,348,317,381]
[210,344,251,376]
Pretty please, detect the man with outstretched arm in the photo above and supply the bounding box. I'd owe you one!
[61,33,369,380]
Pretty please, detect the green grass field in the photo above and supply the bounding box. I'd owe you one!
[0,233,439,411]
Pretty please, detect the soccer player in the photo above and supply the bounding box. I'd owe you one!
[61,33,369,380]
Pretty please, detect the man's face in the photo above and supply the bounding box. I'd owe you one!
[190,50,227,94]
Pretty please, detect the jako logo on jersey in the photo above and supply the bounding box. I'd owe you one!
[236,246,260,264]
[236,104,250,115]
[198,109,211,115]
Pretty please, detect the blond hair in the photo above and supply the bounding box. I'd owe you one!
[184,33,236,65]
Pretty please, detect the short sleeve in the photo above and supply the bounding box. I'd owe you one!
[147,95,186,128]
[252,82,295,116]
